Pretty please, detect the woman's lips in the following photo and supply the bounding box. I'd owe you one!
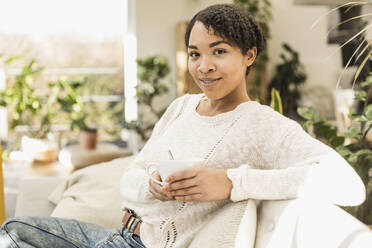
[199,77,222,87]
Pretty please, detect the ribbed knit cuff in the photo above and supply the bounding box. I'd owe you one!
[227,164,249,202]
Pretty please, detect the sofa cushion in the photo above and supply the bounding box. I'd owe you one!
[48,156,134,229]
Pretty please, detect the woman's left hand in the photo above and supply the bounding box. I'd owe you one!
[164,168,232,202]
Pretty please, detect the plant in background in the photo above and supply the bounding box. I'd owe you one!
[123,55,171,141]
[270,88,283,114]
[55,78,94,131]
[233,0,272,103]
[298,73,372,224]
[0,58,59,139]
[55,78,99,149]
[268,43,307,120]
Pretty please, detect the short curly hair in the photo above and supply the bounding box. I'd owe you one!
[185,4,266,75]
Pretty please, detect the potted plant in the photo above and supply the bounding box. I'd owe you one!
[55,78,98,150]
[0,58,59,162]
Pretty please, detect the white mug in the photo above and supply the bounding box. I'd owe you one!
[147,158,204,186]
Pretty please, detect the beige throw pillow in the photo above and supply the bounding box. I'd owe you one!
[48,156,135,229]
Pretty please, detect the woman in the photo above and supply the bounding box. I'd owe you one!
[0,4,365,248]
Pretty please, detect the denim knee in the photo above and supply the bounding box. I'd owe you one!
[0,218,21,248]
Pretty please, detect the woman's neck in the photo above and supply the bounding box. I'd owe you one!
[198,91,251,116]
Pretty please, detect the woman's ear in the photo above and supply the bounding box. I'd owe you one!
[245,47,257,67]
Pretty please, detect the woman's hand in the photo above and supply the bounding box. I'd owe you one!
[164,168,233,202]
[149,171,174,201]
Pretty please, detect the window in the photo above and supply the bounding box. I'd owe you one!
[0,0,128,144]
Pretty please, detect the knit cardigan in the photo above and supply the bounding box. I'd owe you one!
[120,94,365,248]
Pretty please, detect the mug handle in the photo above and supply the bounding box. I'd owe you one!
[146,163,166,186]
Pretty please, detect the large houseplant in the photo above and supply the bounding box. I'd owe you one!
[0,58,59,161]
[0,59,57,139]
[123,55,171,142]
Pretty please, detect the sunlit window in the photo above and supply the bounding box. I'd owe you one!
[0,0,126,144]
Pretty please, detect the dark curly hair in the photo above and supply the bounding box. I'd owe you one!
[185,4,266,75]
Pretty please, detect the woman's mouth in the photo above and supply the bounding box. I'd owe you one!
[199,77,222,87]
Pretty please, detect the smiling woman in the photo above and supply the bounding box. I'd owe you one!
[0,3,366,248]
[186,22,256,112]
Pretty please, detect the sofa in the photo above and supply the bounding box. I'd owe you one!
[14,156,372,247]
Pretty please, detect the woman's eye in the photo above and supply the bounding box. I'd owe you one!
[189,51,200,58]
[214,49,226,55]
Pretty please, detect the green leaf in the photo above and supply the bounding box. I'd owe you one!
[336,146,352,157]
[354,90,367,101]
[270,88,283,114]
[365,105,372,120]
[348,113,368,122]
[360,75,372,87]
[343,125,362,139]
[297,106,321,122]
[330,136,345,147]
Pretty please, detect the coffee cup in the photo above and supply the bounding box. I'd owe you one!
[147,158,204,186]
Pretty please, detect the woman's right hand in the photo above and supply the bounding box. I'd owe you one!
[149,171,173,201]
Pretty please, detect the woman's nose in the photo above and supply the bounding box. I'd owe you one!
[198,57,215,74]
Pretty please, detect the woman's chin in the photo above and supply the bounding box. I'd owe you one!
[200,91,221,101]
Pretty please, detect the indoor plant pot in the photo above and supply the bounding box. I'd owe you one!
[79,128,98,150]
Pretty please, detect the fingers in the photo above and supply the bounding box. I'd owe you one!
[166,169,198,183]
[170,186,200,197]
[166,177,198,191]
[149,185,170,201]
[149,172,172,201]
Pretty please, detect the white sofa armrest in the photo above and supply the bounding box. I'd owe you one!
[14,176,65,217]
[255,199,372,248]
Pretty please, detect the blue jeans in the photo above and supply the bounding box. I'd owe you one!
[0,216,145,248]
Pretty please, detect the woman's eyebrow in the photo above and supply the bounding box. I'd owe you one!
[188,40,231,50]
[210,40,231,47]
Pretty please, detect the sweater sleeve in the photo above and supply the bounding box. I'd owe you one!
[227,121,366,206]
[120,95,189,204]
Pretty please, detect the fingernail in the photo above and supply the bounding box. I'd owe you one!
[165,178,170,183]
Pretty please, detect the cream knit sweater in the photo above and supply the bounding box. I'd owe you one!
[120,94,365,248]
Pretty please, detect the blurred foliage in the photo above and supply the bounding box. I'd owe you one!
[122,55,171,141]
[233,0,272,103]
[0,58,59,139]
[0,57,124,154]
[270,88,283,114]
[232,0,271,39]
[298,74,372,224]
[268,43,307,120]
[54,78,91,131]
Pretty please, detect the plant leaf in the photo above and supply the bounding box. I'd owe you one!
[354,90,367,101]
[365,104,372,120]
[343,125,362,139]
[360,75,372,87]
[352,49,372,88]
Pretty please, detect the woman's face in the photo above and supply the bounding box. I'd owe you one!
[187,21,256,100]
